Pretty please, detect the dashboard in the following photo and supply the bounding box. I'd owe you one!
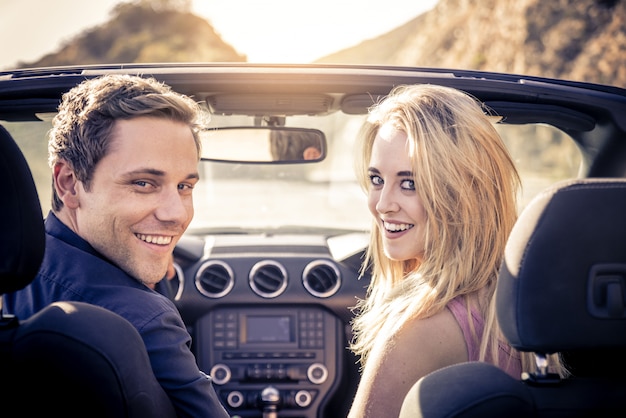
[169,232,370,417]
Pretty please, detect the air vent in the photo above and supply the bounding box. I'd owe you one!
[171,262,184,301]
[302,260,341,298]
[249,260,288,298]
[195,260,235,298]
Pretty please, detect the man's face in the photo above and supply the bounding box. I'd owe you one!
[73,116,199,286]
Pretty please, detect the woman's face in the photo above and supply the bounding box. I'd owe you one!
[367,123,427,262]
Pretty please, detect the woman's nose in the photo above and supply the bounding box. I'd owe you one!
[375,186,399,214]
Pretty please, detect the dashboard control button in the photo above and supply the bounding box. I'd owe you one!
[294,390,313,408]
[227,390,245,408]
[210,363,232,385]
[307,363,328,384]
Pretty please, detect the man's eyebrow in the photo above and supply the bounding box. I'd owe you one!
[187,172,200,181]
[121,168,200,181]
[123,168,165,177]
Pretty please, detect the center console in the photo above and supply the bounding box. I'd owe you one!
[195,305,343,417]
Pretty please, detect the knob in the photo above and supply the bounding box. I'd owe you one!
[307,363,328,384]
[227,391,244,408]
[209,363,231,385]
[294,390,313,408]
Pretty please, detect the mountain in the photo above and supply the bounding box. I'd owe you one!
[18,1,246,68]
[14,0,626,89]
[317,0,626,88]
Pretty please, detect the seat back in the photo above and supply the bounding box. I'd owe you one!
[497,179,626,352]
[0,127,45,292]
[399,179,626,417]
[0,125,175,417]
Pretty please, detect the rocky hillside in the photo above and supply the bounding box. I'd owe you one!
[317,0,626,87]
[15,0,626,88]
[18,1,246,68]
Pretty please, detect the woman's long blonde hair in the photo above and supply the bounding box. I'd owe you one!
[350,84,550,374]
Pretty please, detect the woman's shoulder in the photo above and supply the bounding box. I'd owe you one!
[386,308,468,371]
[349,308,469,418]
[446,294,486,360]
[447,294,486,326]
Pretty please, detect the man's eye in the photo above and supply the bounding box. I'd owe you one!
[401,179,415,190]
[178,183,195,191]
[133,180,156,191]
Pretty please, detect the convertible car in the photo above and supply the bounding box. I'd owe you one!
[1,64,626,417]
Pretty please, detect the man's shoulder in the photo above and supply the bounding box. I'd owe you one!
[43,230,141,289]
[41,229,180,324]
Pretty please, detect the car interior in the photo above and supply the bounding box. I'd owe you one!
[1,64,626,417]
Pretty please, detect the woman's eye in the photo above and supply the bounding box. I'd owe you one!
[369,174,383,186]
[401,179,415,190]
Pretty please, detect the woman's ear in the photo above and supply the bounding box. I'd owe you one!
[53,161,80,209]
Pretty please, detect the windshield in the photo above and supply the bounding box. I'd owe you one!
[6,113,582,235]
[189,112,371,234]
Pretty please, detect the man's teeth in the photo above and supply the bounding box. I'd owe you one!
[137,234,172,245]
[383,222,414,232]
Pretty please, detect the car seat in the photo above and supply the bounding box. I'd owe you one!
[398,178,626,417]
[0,125,176,417]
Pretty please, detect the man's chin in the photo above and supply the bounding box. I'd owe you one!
[145,278,163,290]
[122,262,168,288]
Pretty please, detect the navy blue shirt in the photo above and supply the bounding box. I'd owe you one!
[4,212,228,418]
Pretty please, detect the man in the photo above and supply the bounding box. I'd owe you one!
[4,75,229,418]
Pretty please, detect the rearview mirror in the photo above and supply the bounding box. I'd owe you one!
[198,127,326,163]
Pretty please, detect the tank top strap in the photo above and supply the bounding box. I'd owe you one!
[447,296,484,362]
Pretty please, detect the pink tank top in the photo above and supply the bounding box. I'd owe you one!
[447,297,522,378]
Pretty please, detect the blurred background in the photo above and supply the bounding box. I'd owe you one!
[1,0,625,87]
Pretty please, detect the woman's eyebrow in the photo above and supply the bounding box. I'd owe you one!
[367,168,414,177]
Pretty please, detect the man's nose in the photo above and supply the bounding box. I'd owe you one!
[155,187,190,223]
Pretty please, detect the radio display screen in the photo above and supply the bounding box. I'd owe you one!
[245,315,293,343]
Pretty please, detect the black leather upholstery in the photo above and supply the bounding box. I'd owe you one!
[399,179,626,418]
[0,125,45,294]
[0,125,176,417]
[497,179,626,351]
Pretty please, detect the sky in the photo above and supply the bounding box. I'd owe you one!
[0,0,438,69]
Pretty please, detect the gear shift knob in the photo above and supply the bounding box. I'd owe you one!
[260,386,281,418]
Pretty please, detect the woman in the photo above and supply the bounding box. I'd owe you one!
[348,84,564,418]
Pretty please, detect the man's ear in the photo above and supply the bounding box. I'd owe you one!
[302,146,322,161]
[53,161,80,209]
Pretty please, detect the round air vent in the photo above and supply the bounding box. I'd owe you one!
[249,260,288,298]
[195,260,235,298]
[171,262,184,301]
[302,260,341,298]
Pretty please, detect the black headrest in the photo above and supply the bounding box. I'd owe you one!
[0,125,45,294]
[497,179,626,353]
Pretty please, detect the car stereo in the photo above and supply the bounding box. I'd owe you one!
[195,306,342,417]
